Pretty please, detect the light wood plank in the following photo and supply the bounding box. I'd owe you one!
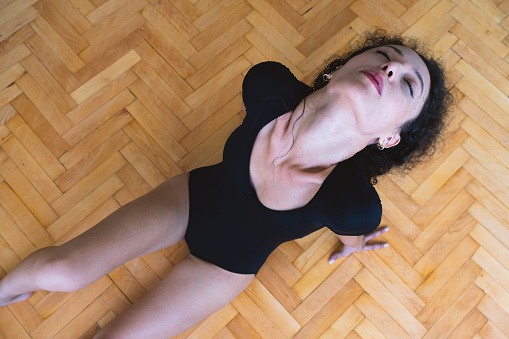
[0,1,507,338]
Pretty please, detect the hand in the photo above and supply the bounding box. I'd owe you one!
[329,227,389,264]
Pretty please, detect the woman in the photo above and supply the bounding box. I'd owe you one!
[0,30,452,338]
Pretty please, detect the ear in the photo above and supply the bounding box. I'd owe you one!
[379,134,400,149]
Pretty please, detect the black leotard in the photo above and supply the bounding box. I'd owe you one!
[184,62,382,274]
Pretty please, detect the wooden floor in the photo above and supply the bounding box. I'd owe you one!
[0,0,508,338]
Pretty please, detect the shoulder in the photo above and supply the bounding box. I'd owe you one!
[242,62,298,99]
[242,62,313,119]
[310,155,382,235]
[329,157,381,215]
[244,61,293,80]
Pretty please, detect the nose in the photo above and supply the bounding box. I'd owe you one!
[382,62,401,79]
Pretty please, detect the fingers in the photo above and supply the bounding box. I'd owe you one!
[329,252,347,264]
[361,243,389,252]
[364,227,389,242]
[329,241,388,264]
[329,227,390,264]
[329,250,349,264]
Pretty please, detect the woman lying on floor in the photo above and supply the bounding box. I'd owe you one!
[0,29,452,338]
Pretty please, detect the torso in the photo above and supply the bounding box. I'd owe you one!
[184,61,382,274]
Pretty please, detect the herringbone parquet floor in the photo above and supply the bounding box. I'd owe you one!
[0,0,508,337]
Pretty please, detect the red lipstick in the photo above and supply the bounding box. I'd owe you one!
[361,70,383,95]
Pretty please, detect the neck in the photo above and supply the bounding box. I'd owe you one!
[271,93,370,172]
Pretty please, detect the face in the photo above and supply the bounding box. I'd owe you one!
[325,45,431,147]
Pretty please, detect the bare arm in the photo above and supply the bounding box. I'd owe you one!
[329,227,389,264]
[337,235,364,248]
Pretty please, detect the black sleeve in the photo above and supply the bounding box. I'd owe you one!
[326,200,382,236]
[242,62,313,123]
[307,154,383,236]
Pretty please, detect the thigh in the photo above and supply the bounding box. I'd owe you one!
[52,173,190,283]
[94,255,254,339]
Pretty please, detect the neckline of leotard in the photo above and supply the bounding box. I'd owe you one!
[245,115,339,213]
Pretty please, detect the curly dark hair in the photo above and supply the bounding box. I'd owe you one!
[313,29,454,184]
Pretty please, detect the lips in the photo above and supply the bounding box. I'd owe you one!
[361,70,383,95]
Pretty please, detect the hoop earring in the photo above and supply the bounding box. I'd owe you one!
[377,141,385,150]
[323,73,330,81]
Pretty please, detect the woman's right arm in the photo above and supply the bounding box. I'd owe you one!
[329,227,389,264]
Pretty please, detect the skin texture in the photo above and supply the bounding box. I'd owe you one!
[290,45,430,166]
[324,45,430,143]
[0,46,431,338]
[330,228,390,264]
[251,45,430,257]
[324,46,430,259]
[0,174,254,338]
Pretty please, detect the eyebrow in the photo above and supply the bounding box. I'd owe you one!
[387,45,424,97]
[388,45,403,57]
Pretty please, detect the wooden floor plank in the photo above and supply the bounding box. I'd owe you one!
[417,258,482,330]
[6,114,66,181]
[0,0,508,337]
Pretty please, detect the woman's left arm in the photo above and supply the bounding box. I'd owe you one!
[329,227,389,264]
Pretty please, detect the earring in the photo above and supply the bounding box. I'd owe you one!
[323,65,340,81]
[377,141,386,150]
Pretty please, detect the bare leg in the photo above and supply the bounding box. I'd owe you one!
[94,254,254,339]
[0,173,190,306]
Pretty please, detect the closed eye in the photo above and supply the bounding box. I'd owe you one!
[377,50,414,98]
[404,79,414,98]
